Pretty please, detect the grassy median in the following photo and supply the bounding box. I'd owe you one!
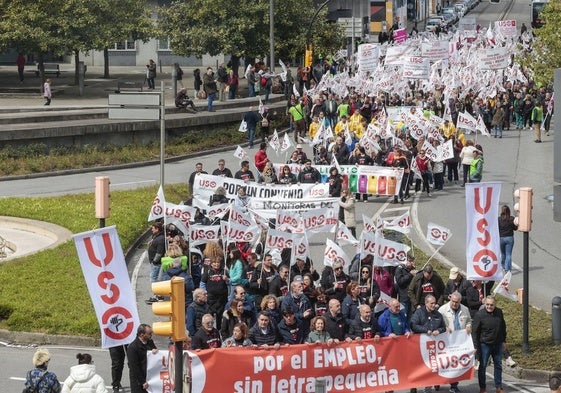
[0,184,188,336]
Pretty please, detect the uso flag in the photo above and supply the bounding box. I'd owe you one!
[465,182,502,281]
[426,222,451,246]
[73,226,140,348]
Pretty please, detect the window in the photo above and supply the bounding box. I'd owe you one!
[158,38,171,51]
[110,40,136,51]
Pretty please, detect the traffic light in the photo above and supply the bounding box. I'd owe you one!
[514,187,533,232]
[151,277,186,342]
[305,45,313,67]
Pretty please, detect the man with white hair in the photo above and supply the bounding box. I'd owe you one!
[439,291,472,393]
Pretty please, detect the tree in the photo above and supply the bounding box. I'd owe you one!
[518,0,561,87]
[158,0,268,75]
[158,0,344,75]
[0,0,154,81]
[0,0,72,80]
[90,0,154,78]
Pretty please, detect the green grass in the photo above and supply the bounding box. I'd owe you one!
[0,127,250,176]
[0,184,188,336]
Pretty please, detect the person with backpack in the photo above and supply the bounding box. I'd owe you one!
[261,68,274,104]
[23,348,61,393]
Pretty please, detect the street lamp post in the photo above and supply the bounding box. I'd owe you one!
[305,0,333,64]
[269,0,275,71]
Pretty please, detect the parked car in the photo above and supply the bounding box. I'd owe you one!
[453,3,466,16]
[441,7,460,23]
[425,18,443,32]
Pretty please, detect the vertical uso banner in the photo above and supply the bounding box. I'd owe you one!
[465,183,503,282]
[73,226,140,348]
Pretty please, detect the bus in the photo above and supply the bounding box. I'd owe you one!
[531,0,549,29]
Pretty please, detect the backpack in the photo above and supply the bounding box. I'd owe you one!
[260,76,267,87]
[23,371,47,393]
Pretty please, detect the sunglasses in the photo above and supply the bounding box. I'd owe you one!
[361,271,369,274]
[335,267,343,271]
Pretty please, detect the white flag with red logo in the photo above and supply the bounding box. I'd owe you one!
[426,222,452,246]
[359,230,377,260]
[276,210,304,232]
[148,185,165,221]
[465,182,502,281]
[265,228,297,251]
[302,208,338,235]
[324,239,351,272]
[189,224,221,246]
[373,236,411,267]
[234,145,247,160]
[476,114,491,137]
[269,130,281,152]
[221,220,261,245]
[164,202,197,235]
[383,210,411,234]
[281,133,293,152]
[492,270,518,301]
[336,221,359,247]
[206,203,230,222]
[362,214,382,233]
[457,111,477,132]
[73,226,140,348]
[292,233,309,266]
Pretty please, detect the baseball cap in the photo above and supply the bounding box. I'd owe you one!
[296,144,302,149]
[449,267,460,280]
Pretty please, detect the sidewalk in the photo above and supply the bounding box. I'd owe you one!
[0,65,264,109]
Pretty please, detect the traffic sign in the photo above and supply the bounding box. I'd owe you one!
[108,93,161,120]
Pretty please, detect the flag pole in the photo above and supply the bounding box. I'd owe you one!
[422,232,452,269]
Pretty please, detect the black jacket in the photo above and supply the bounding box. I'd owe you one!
[324,311,347,341]
[248,322,280,346]
[147,232,165,265]
[410,306,447,334]
[472,306,507,348]
[192,327,222,349]
[347,314,380,340]
[126,336,157,393]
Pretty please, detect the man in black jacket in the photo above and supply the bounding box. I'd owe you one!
[472,296,507,393]
[347,304,381,342]
[324,299,351,342]
[249,311,280,348]
[297,159,321,183]
[410,295,447,336]
[127,324,157,393]
[192,314,222,350]
[394,254,416,319]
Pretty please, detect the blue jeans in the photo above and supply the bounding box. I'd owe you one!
[493,124,503,137]
[500,236,514,271]
[248,83,255,97]
[264,87,271,104]
[248,126,256,148]
[478,342,503,389]
[207,92,215,111]
[150,263,161,283]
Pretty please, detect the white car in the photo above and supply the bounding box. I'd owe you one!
[425,18,443,32]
